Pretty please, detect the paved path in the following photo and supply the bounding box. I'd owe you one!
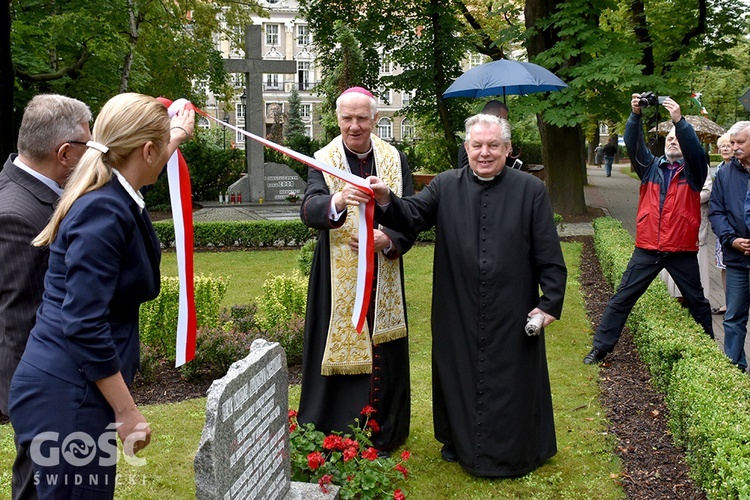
[584,163,734,357]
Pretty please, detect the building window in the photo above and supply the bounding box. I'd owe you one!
[305,125,313,138]
[298,61,312,91]
[379,57,392,75]
[265,74,280,90]
[265,24,279,46]
[296,25,310,46]
[401,118,414,140]
[198,116,210,129]
[300,103,312,119]
[402,91,413,106]
[236,128,245,144]
[377,117,393,139]
[378,89,391,105]
[469,53,484,68]
[599,123,609,135]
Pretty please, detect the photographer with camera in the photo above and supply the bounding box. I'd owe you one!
[584,93,714,364]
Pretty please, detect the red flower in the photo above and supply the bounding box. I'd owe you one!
[289,423,297,433]
[393,489,406,500]
[288,409,298,419]
[347,475,354,482]
[361,447,379,461]
[343,447,358,462]
[361,405,377,416]
[323,434,344,451]
[367,419,380,433]
[318,474,332,494]
[400,450,411,461]
[342,438,359,451]
[307,451,325,471]
[395,463,408,479]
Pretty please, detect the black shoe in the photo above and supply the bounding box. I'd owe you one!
[440,445,457,462]
[376,449,391,459]
[583,347,607,364]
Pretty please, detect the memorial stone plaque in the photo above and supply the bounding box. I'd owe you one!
[195,339,289,499]
[264,162,307,202]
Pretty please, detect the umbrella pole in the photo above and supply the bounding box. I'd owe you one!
[503,88,506,104]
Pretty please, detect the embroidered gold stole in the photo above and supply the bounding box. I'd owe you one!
[314,135,407,376]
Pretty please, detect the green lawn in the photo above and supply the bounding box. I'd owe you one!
[0,243,624,499]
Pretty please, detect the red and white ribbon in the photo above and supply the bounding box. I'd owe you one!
[186,104,375,333]
[157,97,197,367]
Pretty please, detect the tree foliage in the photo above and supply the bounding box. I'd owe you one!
[2,0,264,158]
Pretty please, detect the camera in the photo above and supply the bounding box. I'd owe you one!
[638,91,669,108]
[525,313,545,336]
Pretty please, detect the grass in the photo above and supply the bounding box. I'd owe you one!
[0,243,624,499]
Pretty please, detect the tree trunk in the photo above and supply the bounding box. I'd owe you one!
[525,0,587,215]
[119,0,140,93]
[539,118,587,214]
[430,0,456,158]
[0,0,14,162]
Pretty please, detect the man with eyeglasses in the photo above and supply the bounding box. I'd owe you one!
[0,94,92,500]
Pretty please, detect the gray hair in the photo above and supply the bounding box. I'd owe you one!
[727,121,750,137]
[17,94,92,161]
[335,91,377,119]
[464,114,511,143]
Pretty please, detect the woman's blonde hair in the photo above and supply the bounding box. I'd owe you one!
[34,93,170,246]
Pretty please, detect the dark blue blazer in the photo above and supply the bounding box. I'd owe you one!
[19,178,161,387]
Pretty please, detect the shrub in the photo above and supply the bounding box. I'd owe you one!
[264,314,305,366]
[153,220,315,249]
[140,275,228,361]
[220,303,258,333]
[297,239,317,276]
[592,216,750,497]
[255,271,308,333]
[182,323,253,380]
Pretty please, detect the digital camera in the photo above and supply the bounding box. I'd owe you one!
[638,91,668,108]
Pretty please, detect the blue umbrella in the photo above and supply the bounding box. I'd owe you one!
[443,59,568,100]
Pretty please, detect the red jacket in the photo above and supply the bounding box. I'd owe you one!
[624,113,706,252]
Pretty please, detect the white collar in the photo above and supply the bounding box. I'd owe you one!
[12,157,63,196]
[112,169,145,212]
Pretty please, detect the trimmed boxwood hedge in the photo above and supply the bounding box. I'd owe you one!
[593,217,750,499]
[153,219,436,249]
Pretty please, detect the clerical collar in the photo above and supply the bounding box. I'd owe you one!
[471,168,500,182]
[343,142,372,160]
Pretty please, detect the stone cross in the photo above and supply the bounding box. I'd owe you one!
[224,25,297,203]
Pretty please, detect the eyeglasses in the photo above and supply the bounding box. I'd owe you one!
[56,140,88,153]
[719,144,732,150]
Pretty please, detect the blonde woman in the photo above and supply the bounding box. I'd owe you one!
[8,93,193,499]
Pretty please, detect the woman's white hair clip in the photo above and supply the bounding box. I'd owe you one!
[86,141,109,154]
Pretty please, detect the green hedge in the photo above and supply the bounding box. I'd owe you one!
[153,220,437,249]
[139,275,228,361]
[593,217,750,498]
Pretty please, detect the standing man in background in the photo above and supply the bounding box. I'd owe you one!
[0,94,92,500]
[708,121,750,372]
[298,87,415,455]
[602,140,618,177]
[584,94,713,365]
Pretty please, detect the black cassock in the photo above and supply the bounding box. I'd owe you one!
[379,166,567,476]
[297,147,415,451]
